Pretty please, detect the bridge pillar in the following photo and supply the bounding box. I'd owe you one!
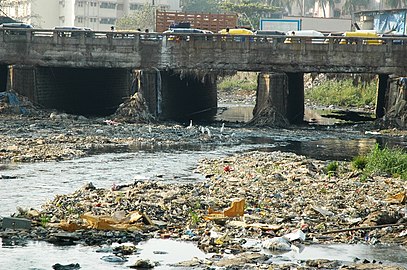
[11,66,131,116]
[252,72,304,126]
[140,69,217,121]
[376,74,389,118]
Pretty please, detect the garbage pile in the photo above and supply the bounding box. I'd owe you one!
[248,105,289,127]
[112,92,155,123]
[0,90,38,115]
[8,150,406,256]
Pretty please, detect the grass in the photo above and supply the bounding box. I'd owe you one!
[305,78,377,107]
[218,72,257,93]
[354,144,407,179]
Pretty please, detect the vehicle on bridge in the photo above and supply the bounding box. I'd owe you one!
[284,30,325,44]
[339,31,383,45]
[254,30,286,43]
[0,22,33,35]
[164,28,212,41]
[54,26,93,38]
[218,28,254,42]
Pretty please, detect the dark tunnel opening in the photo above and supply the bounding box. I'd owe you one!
[35,67,131,116]
[13,67,131,116]
[0,65,8,92]
[161,71,217,122]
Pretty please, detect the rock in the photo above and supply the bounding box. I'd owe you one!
[129,259,155,268]
[52,263,80,270]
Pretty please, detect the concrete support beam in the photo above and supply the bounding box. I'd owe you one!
[252,72,304,126]
[376,74,389,118]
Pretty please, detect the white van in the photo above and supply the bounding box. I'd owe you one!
[284,30,325,44]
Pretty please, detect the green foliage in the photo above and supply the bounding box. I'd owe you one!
[363,144,407,179]
[352,155,367,170]
[305,78,377,108]
[218,72,257,93]
[326,161,339,175]
[342,0,370,16]
[189,209,201,224]
[220,0,278,29]
[40,215,51,227]
[116,4,155,31]
[181,0,220,13]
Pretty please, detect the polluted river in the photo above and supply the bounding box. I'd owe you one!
[1,103,407,270]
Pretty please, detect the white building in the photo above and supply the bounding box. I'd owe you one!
[1,0,181,31]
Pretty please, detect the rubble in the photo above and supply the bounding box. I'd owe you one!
[2,150,407,269]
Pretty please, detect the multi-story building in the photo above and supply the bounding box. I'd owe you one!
[1,0,181,31]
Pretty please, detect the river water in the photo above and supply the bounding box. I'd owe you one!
[1,105,407,269]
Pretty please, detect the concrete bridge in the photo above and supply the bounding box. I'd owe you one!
[1,28,406,123]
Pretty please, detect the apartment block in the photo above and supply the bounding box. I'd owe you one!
[1,0,181,31]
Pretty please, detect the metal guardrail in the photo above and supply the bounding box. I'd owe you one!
[1,28,407,47]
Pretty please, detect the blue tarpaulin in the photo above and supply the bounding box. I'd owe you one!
[0,91,28,114]
[373,11,406,35]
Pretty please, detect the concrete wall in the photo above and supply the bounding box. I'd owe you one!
[252,72,304,126]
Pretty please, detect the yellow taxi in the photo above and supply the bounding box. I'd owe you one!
[218,28,254,42]
[339,31,383,45]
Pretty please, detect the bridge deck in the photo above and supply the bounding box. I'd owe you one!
[0,29,406,75]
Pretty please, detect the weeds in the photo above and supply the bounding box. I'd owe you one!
[40,215,50,227]
[189,209,200,225]
[218,72,257,93]
[305,79,376,107]
[362,144,407,179]
[352,155,368,170]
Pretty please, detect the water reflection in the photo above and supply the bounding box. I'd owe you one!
[267,243,407,267]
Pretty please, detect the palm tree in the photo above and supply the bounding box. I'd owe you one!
[316,0,335,17]
[384,0,407,8]
[342,0,370,17]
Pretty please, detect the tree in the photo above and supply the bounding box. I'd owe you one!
[116,4,155,31]
[180,0,221,13]
[316,0,335,18]
[384,0,407,8]
[220,0,278,29]
[341,0,370,17]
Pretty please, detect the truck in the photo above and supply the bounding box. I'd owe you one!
[260,17,352,33]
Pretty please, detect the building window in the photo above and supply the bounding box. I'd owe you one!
[78,1,84,7]
[100,2,116,9]
[130,3,143,10]
[90,2,97,7]
[77,17,84,23]
[90,18,97,23]
[100,18,116,24]
[334,9,341,18]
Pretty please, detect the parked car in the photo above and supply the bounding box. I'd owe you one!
[218,28,254,42]
[54,26,93,38]
[254,30,286,43]
[0,22,33,35]
[381,33,407,44]
[164,28,209,41]
[284,30,325,44]
[339,31,383,45]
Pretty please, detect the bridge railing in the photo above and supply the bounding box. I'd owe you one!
[1,27,407,47]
